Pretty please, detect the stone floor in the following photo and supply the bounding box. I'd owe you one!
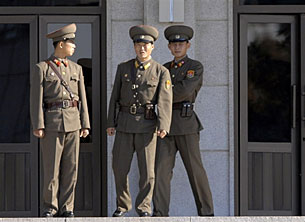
[1,217,305,222]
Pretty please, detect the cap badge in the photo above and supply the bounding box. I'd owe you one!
[140,35,145,39]
[175,35,180,39]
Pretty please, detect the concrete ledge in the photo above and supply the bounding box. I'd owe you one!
[1,217,305,222]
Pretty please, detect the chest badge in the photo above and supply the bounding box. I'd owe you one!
[187,70,195,78]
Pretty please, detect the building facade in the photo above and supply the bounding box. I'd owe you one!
[2,0,305,217]
[106,0,234,217]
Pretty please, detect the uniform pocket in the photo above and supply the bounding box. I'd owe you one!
[70,75,79,82]
[69,74,80,94]
[146,79,158,87]
[45,73,58,82]
[121,78,131,91]
[142,79,159,101]
[44,72,59,91]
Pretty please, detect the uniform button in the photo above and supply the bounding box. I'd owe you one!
[136,100,139,103]
[62,71,66,75]
[63,91,67,95]
[138,75,141,78]
[174,65,178,68]
[133,95,137,98]
[172,75,175,78]
[51,72,55,76]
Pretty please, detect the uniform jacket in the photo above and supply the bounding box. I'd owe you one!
[30,56,90,132]
[164,55,204,135]
[107,58,172,133]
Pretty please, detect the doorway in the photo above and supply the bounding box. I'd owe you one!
[0,15,102,217]
[239,14,301,215]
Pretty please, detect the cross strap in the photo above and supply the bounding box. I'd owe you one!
[45,60,75,100]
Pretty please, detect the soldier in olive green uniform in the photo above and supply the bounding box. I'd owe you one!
[30,24,90,217]
[153,25,214,216]
[107,25,172,217]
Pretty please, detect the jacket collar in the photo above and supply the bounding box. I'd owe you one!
[170,55,188,68]
[50,55,68,67]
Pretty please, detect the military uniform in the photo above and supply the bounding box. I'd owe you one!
[30,24,90,216]
[107,25,172,216]
[153,25,214,216]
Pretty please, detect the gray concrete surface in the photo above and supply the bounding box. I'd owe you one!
[1,217,305,222]
[106,0,235,216]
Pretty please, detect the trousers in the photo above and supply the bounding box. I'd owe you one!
[112,131,157,214]
[153,133,214,216]
[40,130,80,215]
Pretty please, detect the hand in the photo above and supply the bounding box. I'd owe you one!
[80,129,89,138]
[107,127,116,136]
[157,129,167,139]
[33,129,45,138]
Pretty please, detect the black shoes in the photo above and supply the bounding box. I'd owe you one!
[112,209,126,217]
[200,214,214,217]
[61,211,75,217]
[138,211,151,217]
[112,209,150,217]
[42,210,74,217]
[42,211,53,217]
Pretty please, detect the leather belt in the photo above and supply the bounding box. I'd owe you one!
[45,100,78,109]
[120,105,145,114]
[173,102,194,110]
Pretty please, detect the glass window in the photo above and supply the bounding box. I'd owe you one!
[247,23,291,142]
[48,23,93,143]
[0,24,30,143]
[241,0,305,5]
[0,0,98,6]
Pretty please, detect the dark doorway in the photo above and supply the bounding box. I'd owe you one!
[0,15,102,217]
[239,14,300,215]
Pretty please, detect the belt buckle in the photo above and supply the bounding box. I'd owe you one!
[62,100,70,109]
[130,104,137,115]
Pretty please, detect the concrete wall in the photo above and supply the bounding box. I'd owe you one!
[106,0,234,216]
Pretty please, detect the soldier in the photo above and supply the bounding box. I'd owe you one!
[152,25,214,216]
[30,23,90,217]
[107,25,172,217]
